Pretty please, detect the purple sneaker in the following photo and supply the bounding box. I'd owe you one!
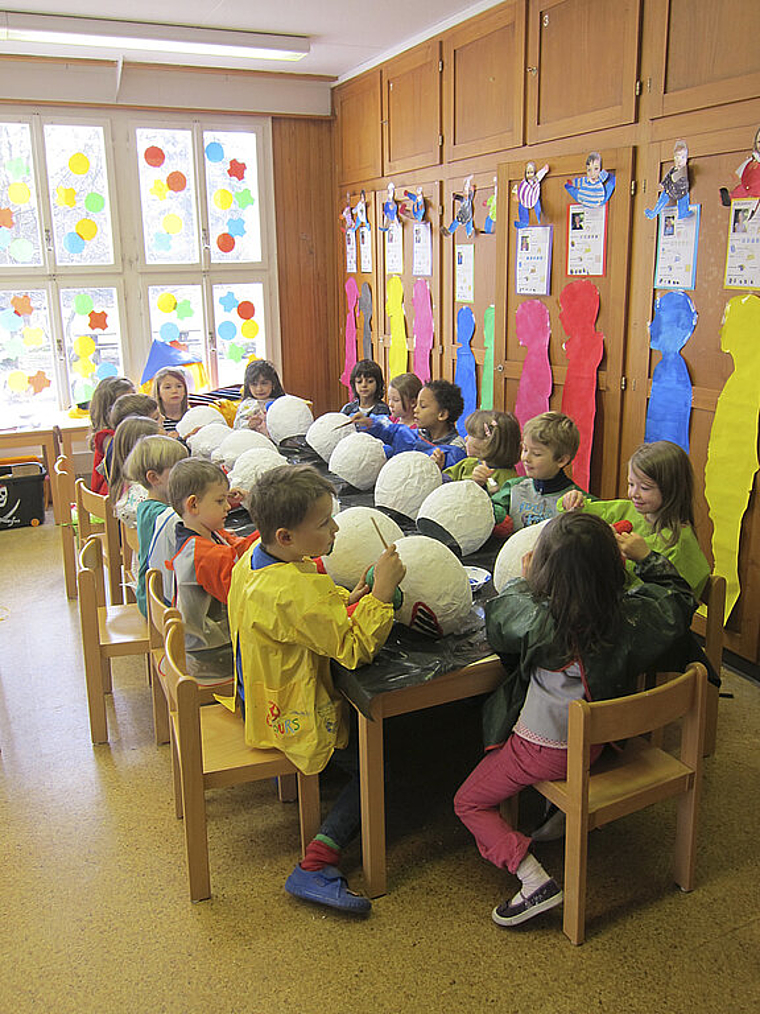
[285,864,372,914]
[491,879,563,927]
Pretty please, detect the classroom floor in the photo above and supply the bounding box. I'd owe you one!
[1,519,758,1014]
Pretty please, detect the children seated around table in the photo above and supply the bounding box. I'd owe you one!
[443,410,521,492]
[387,372,422,426]
[491,412,585,531]
[340,359,391,417]
[234,359,286,431]
[89,376,135,494]
[167,459,258,679]
[152,367,189,435]
[125,434,189,616]
[227,464,405,913]
[355,379,467,469]
[107,416,162,527]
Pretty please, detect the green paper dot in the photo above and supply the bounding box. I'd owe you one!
[74,293,94,315]
[226,342,244,363]
[3,335,26,359]
[8,237,33,262]
[175,299,194,321]
[85,192,105,213]
[5,157,29,180]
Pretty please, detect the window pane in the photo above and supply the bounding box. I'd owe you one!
[59,286,123,405]
[137,129,199,265]
[212,283,266,386]
[0,122,43,268]
[204,131,261,263]
[43,124,115,266]
[0,289,57,423]
[146,283,206,374]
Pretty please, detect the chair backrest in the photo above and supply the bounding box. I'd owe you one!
[75,477,123,605]
[146,567,183,657]
[163,618,198,719]
[53,454,75,521]
[78,535,106,606]
[700,574,726,675]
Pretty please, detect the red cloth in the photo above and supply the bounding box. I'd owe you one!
[90,429,113,495]
[301,838,341,871]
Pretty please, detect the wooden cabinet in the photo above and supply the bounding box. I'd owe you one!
[526,0,641,143]
[382,41,442,175]
[443,2,526,162]
[333,70,382,184]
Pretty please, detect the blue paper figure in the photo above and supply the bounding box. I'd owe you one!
[441,176,476,237]
[404,187,426,221]
[351,190,370,234]
[645,140,693,221]
[565,151,616,207]
[454,306,477,438]
[644,290,697,452]
[380,182,399,232]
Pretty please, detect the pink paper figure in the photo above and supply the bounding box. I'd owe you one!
[412,279,434,383]
[559,279,604,490]
[514,300,552,431]
[340,277,360,389]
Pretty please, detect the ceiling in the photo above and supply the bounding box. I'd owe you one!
[0,1,501,80]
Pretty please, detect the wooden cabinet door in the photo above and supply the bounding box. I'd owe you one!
[382,41,442,175]
[333,71,382,185]
[443,2,526,163]
[526,0,641,144]
[651,0,760,117]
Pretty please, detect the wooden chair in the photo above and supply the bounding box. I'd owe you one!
[532,662,707,945]
[120,521,140,604]
[77,536,150,744]
[698,575,725,757]
[76,478,123,605]
[162,618,322,901]
[53,455,78,600]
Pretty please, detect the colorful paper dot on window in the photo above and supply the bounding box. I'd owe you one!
[157,293,177,313]
[162,214,183,235]
[11,294,32,317]
[228,160,246,181]
[69,152,90,175]
[7,370,28,393]
[74,335,97,357]
[8,182,30,205]
[29,370,51,394]
[241,319,259,340]
[75,219,98,241]
[0,207,13,228]
[217,233,235,253]
[85,192,105,213]
[214,189,233,211]
[88,311,108,330]
[144,146,166,167]
[166,172,187,193]
[205,142,224,163]
[64,232,85,255]
[175,300,194,321]
[22,326,45,347]
[0,307,23,331]
[8,237,33,261]
[56,186,76,208]
[160,322,180,342]
[237,301,255,320]
[218,320,237,341]
[150,179,169,201]
[74,293,94,315]
[219,291,238,313]
[95,362,118,380]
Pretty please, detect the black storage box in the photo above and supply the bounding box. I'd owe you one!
[0,461,46,529]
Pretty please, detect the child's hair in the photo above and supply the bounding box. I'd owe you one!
[424,379,464,426]
[465,410,521,468]
[125,434,189,490]
[88,376,135,443]
[249,464,335,545]
[167,459,229,517]
[108,416,162,500]
[350,359,385,401]
[523,411,580,462]
[528,512,626,660]
[629,440,695,546]
[242,359,285,400]
[110,393,159,430]
[152,368,189,417]
[389,372,422,413]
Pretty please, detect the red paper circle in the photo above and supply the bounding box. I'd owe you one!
[237,300,255,320]
[144,146,165,167]
[166,171,187,193]
[217,233,235,252]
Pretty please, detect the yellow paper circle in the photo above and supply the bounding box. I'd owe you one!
[157,293,177,313]
[22,326,45,347]
[74,335,96,357]
[75,219,98,241]
[56,186,77,208]
[162,214,183,235]
[7,370,28,392]
[69,152,90,175]
[241,319,260,340]
[8,182,30,205]
[73,356,95,378]
[213,189,233,210]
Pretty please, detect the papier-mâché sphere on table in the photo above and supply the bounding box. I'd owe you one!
[328,432,387,490]
[417,480,494,556]
[187,422,232,458]
[212,429,276,471]
[266,395,314,445]
[176,404,225,438]
[227,447,289,494]
[393,535,472,637]
[374,451,442,520]
[492,517,550,591]
[306,412,355,463]
[322,506,404,589]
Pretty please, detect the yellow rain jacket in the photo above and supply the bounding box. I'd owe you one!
[227,543,394,775]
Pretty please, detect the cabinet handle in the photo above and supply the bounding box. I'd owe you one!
[527,66,537,76]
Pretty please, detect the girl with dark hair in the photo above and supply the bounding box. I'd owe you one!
[454,511,697,930]
[234,359,286,431]
[340,359,390,417]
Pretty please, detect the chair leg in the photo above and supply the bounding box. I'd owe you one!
[703,682,719,757]
[562,810,589,946]
[151,668,171,746]
[296,772,322,854]
[673,780,699,892]
[61,528,78,600]
[171,726,183,820]
[277,773,297,802]
[83,647,108,745]
[102,658,113,695]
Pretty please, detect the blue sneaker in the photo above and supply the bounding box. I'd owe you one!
[285,864,372,914]
[491,879,563,927]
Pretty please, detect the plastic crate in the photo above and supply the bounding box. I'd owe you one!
[0,461,46,529]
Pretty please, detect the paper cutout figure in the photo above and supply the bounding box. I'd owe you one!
[341,277,360,389]
[412,280,434,383]
[514,300,552,430]
[480,305,495,409]
[645,290,697,452]
[28,370,51,394]
[482,178,497,234]
[380,183,399,232]
[339,193,354,233]
[454,307,477,437]
[386,275,408,378]
[720,126,760,210]
[404,187,426,222]
[352,190,370,233]
[559,279,604,491]
[645,140,692,220]
[565,151,616,207]
[358,282,373,360]
[441,176,476,237]
[704,293,760,620]
[513,163,549,228]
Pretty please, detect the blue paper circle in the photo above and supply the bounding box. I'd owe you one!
[0,307,23,331]
[205,142,224,163]
[95,361,119,379]
[159,322,180,343]
[217,320,237,341]
[0,229,11,251]
[64,231,86,255]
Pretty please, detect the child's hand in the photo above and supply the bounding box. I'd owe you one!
[471,462,494,487]
[371,544,406,603]
[227,488,246,508]
[615,531,651,563]
[562,490,585,511]
[430,447,445,470]
[351,413,372,430]
[521,550,533,578]
[348,565,371,605]
[246,410,266,431]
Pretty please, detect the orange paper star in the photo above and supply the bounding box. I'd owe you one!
[88,311,108,330]
[0,207,14,228]
[228,159,246,181]
[29,370,51,394]
[11,294,32,316]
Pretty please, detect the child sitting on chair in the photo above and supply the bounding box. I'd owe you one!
[443,410,521,492]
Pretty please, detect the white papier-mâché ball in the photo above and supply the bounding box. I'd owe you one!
[329,432,387,490]
[212,429,276,471]
[492,517,551,592]
[187,422,232,458]
[417,480,495,556]
[176,405,224,438]
[374,452,442,520]
[322,507,404,589]
[306,412,355,463]
[394,535,472,637]
[266,395,314,445]
[227,447,288,494]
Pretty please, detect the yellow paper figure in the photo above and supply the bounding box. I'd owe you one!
[704,293,760,620]
[385,275,408,379]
